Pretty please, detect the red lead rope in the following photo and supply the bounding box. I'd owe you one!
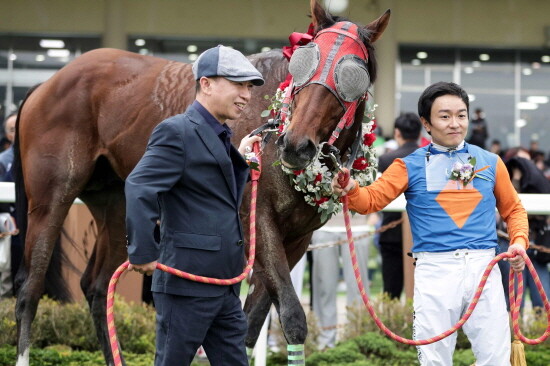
[337,170,550,346]
[106,142,261,366]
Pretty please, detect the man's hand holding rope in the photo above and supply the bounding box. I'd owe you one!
[128,261,157,276]
[506,243,526,272]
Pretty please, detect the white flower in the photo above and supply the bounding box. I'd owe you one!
[459,171,471,180]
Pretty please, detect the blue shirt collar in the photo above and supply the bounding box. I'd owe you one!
[192,100,233,139]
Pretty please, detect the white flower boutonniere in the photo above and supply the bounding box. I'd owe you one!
[449,157,489,187]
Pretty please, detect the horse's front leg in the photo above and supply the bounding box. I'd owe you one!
[273,236,311,347]
[246,219,309,363]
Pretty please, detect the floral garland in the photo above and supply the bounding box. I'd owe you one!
[262,83,378,223]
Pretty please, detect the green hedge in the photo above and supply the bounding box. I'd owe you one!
[0,345,155,366]
[0,296,155,354]
[1,295,548,365]
[301,332,549,366]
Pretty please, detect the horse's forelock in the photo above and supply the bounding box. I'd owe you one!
[315,14,378,85]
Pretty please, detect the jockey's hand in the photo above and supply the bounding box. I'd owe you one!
[331,168,356,197]
[238,134,262,156]
[506,243,526,273]
[128,260,157,276]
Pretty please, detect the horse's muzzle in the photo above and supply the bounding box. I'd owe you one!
[276,132,317,170]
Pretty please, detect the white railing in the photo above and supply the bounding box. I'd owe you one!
[3,181,549,214]
[0,182,84,204]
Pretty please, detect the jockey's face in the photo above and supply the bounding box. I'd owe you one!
[421,95,468,148]
[201,77,254,123]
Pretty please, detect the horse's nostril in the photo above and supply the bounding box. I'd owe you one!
[292,139,317,162]
[305,139,316,156]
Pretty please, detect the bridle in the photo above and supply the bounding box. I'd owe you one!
[254,21,371,168]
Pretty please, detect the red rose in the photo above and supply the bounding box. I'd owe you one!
[293,169,304,175]
[279,74,292,91]
[314,173,323,183]
[352,157,369,170]
[371,122,377,132]
[363,133,376,146]
[278,124,285,134]
[313,197,329,205]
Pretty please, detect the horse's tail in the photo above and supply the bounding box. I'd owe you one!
[13,83,73,302]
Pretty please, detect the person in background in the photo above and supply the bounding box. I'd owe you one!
[332,82,528,365]
[528,139,544,161]
[489,139,504,158]
[0,137,10,152]
[499,149,550,311]
[467,107,488,149]
[125,45,263,366]
[311,212,375,350]
[0,113,17,178]
[0,112,19,299]
[377,112,421,300]
[503,146,530,163]
[531,151,547,173]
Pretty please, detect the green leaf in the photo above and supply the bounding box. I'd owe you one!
[260,110,271,118]
[320,210,329,223]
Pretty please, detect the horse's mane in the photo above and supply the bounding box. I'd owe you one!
[312,14,378,84]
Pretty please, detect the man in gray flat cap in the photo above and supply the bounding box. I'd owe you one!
[125,45,264,366]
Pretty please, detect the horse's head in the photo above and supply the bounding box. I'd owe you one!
[277,0,390,170]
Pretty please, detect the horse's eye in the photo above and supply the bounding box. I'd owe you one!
[289,43,320,87]
[334,55,370,102]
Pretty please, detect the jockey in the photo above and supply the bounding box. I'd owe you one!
[332,81,528,366]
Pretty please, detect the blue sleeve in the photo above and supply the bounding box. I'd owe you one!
[125,121,185,264]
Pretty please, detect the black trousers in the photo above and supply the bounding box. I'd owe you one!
[379,241,404,299]
[153,289,248,366]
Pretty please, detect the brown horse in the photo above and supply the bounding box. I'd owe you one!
[13,1,389,365]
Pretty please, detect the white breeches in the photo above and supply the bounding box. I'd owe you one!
[413,249,511,366]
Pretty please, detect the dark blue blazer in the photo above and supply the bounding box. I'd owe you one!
[125,105,250,297]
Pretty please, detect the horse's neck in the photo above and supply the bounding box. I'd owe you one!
[152,61,195,118]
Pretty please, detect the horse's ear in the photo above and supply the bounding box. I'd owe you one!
[310,0,331,29]
[364,9,391,43]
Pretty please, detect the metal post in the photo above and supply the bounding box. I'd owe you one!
[253,315,269,366]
